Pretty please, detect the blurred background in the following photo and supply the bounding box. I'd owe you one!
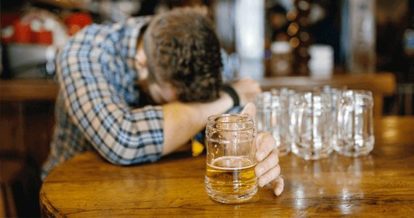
[0,0,413,217]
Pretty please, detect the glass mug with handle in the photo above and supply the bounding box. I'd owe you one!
[335,90,375,157]
[290,90,334,160]
[205,114,257,204]
[255,89,293,156]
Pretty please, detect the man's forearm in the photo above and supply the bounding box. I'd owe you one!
[162,92,233,155]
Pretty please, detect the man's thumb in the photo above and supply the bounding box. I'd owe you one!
[240,103,256,120]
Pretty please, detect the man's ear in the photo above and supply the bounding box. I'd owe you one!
[136,48,147,68]
[135,48,149,80]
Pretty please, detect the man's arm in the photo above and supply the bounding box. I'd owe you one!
[162,92,233,155]
[57,33,169,165]
[162,78,261,155]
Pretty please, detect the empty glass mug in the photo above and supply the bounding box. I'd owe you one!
[335,90,374,157]
[205,114,257,204]
[255,89,293,156]
[291,91,334,160]
[322,86,345,148]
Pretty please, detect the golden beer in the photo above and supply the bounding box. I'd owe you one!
[205,156,257,203]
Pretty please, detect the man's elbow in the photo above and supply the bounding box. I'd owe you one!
[99,147,161,166]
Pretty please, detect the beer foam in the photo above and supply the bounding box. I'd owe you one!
[208,156,256,171]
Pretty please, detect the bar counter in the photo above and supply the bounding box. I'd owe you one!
[40,116,414,217]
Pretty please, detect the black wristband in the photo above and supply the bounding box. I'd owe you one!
[222,84,240,107]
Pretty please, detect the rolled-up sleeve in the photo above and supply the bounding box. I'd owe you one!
[57,35,164,165]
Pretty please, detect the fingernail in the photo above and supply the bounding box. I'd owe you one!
[275,185,283,196]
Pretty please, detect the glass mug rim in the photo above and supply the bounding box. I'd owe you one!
[342,89,373,97]
[340,90,373,106]
[207,113,255,132]
[255,91,290,109]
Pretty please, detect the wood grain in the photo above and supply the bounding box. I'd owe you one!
[0,79,58,101]
[40,116,414,217]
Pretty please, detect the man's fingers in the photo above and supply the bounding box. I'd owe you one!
[273,176,284,196]
[255,150,279,177]
[257,164,281,187]
[255,133,276,161]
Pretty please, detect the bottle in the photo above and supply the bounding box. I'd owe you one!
[341,0,376,74]
[234,0,265,80]
[270,41,292,76]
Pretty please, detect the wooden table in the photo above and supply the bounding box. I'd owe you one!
[40,116,414,217]
[0,79,58,101]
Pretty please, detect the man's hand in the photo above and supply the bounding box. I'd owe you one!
[231,78,261,106]
[241,103,284,196]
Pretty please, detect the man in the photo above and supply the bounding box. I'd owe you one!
[42,8,284,196]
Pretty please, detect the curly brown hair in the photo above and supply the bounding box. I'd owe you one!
[143,7,223,102]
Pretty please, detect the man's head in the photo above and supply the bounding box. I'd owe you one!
[141,7,223,103]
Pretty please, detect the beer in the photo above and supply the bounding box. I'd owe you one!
[205,156,257,203]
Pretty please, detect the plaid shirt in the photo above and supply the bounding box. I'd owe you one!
[42,17,165,179]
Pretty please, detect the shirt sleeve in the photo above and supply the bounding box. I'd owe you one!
[56,35,164,165]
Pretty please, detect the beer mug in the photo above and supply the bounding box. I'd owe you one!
[322,86,345,148]
[291,91,334,160]
[205,114,257,204]
[335,90,374,157]
[255,89,293,156]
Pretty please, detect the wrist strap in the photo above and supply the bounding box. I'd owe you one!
[222,84,240,107]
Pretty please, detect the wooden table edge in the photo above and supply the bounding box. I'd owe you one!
[40,188,65,218]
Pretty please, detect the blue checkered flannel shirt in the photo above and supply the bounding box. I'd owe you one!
[42,17,165,179]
